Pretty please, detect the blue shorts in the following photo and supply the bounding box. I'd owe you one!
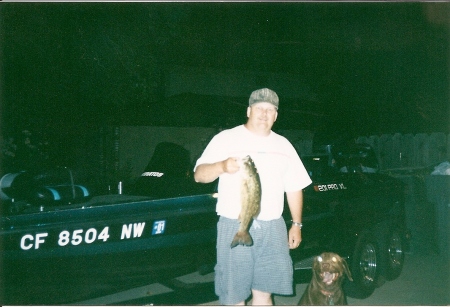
[214,216,293,305]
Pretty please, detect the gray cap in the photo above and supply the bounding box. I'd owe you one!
[249,88,279,109]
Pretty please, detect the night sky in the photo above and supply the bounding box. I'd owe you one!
[1,2,449,163]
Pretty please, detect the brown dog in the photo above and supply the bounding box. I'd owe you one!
[298,252,353,305]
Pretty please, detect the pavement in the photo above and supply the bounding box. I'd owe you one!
[72,251,449,306]
[199,252,449,306]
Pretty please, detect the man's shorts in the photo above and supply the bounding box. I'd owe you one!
[214,216,293,305]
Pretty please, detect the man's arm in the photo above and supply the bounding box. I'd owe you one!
[286,189,303,249]
[194,157,240,183]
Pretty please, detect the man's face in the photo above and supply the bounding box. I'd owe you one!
[246,102,278,135]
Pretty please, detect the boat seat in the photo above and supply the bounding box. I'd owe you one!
[33,184,90,205]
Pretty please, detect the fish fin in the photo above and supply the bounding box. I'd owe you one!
[230,231,253,248]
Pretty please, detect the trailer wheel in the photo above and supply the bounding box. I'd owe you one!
[345,232,380,299]
[384,229,405,280]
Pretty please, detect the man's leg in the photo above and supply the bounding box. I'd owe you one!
[251,219,294,304]
[216,217,253,305]
[251,289,272,305]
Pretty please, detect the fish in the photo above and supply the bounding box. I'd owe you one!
[230,155,261,248]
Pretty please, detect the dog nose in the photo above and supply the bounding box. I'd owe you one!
[322,263,330,270]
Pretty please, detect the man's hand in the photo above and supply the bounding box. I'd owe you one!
[222,157,240,174]
[288,225,302,249]
[194,157,240,183]
[286,190,303,249]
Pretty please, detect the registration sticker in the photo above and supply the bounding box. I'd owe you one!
[152,220,166,235]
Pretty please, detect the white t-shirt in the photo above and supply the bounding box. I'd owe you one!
[194,125,312,221]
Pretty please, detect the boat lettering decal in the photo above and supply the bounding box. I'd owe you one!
[121,223,146,239]
[314,183,347,192]
[20,233,48,250]
[141,172,164,177]
[58,227,111,247]
[18,220,165,251]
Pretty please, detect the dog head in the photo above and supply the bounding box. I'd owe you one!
[312,252,353,292]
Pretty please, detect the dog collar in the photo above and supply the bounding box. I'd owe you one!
[321,289,333,296]
[321,290,335,305]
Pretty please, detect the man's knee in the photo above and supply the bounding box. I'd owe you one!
[251,289,272,305]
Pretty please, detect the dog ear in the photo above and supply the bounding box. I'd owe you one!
[341,258,353,281]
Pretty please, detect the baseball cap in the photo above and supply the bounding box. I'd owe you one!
[249,88,279,109]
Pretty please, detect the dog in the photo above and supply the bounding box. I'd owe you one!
[298,252,353,305]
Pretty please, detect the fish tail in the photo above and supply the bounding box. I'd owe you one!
[230,231,253,248]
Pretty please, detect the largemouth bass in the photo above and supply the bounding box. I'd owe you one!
[230,155,261,248]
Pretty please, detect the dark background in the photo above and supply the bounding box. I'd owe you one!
[1,2,449,172]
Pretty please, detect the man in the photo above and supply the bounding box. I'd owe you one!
[194,88,312,305]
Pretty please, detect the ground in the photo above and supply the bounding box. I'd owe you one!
[71,252,448,305]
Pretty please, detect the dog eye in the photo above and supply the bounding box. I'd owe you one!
[317,256,323,262]
[332,257,337,262]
